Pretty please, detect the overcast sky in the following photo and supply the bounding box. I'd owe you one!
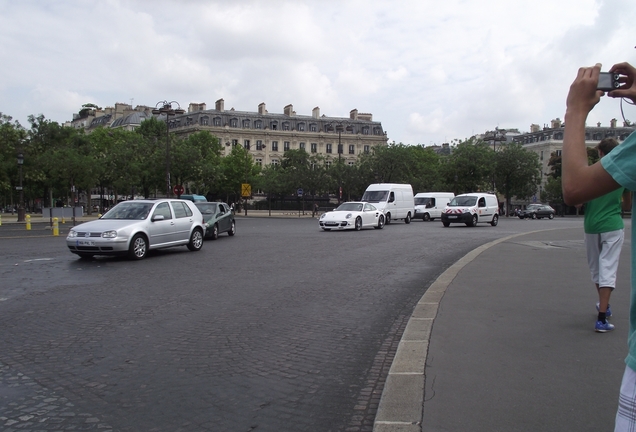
[1,0,635,145]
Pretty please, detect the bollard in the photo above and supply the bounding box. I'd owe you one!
[61,215,65,224]
[25,215,31,230]
[53,217,59,236]
[0,214,2,226]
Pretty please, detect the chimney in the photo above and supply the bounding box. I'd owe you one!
[312,107,320,118]
[530,124,540,133]
[350,109,358,120]
[597,122,601,127]
[610,118,617,128]
[284,104,294,116]
[258,102,267,115]
[215,99,224,112]
[188,103,206,112]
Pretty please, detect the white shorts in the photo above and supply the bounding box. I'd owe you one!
[616,365,636,431]
[585,229,624,289]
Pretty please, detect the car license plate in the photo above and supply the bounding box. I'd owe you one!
[77,240,95,246]
[448,215,457,219]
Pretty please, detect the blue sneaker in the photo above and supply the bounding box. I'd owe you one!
[595,320,615,332]
[596,302,612,318]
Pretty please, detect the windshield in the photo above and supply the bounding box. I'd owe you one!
[196,203,219,215]
[449,196,477,207]
[336,203,363,212]
[361,190,388,203]
[414,197,431,206]
[526,204,541,210]
[102,202,153,220]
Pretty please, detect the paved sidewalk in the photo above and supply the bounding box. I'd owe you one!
[375,226,631,432]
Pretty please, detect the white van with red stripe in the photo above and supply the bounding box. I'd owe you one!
[441,193,499,227]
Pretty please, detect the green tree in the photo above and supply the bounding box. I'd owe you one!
[0,114,26,208]
[494,143,541,215]
[441,138,494,195]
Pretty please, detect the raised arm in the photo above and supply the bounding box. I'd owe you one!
[562,64,620,206]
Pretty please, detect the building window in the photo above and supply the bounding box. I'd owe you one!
[299,142,306,150]
[255,158,262,166]
[271,141,278,151]
[282,122,290,131]
[271,121,278,130]
[311,143,317,153]
[364,145,370,154]
[349,145,355,154]
[325,161,332,168]
[271,159,279,166]
[255,120,262,129]
[232,139,238,147]
[373,127,382,135]
[556,150,562,157]
[256,140,264,150]
[297,123,305,132]
[540,151,544,161]
[284,141,290,151]
[338,144,343,154]
[244,140,250,150]
[326,143,332,154]
[310,124,317,132]
[213,117,221,126]
[242,119,250,128]
[230,118,238,127]
[362,127,369,135]
[201,116,209,126]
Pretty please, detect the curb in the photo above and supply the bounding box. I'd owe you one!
[372,229,548,431]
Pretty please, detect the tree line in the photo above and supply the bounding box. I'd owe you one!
[0,112,543,214]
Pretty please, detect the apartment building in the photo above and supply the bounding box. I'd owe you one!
[163,99,388,166]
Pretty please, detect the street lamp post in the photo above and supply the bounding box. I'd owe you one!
[485,127,506,193]
[336,124,344,204]
[16,152,25,222]
[152,101,185,197]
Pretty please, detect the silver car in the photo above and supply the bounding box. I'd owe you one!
[66,199,205,260]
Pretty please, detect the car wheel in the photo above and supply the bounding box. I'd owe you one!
[405,213,411,224]
[490,214,499,226]
[385,213,391,224]
[210,223,219,240]
[187,228,204,251]
[549,213,554,220]
[467,214,478,227]
[374,215,385,229]
[423,213,430,222]
[77,253,93,260]
[531,213,537,219]
[128,234,148,260]
[443,221,450,227]
[354,217,362,231]
[228,220,236,236]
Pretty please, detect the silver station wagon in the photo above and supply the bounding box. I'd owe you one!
[66,199,205,260]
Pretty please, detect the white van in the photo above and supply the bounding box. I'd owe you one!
[361,183,414,224]
[441,193,499,227]
[413,192,455,221]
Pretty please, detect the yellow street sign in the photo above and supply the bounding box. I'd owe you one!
[241,183,251,197]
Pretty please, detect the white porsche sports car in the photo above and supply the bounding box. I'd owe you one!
[319,202,385,231]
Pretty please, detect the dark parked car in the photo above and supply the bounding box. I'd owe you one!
[195,202,236,239]
[518,204,556,219]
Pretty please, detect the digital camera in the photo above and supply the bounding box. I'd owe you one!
[597,72,620,91]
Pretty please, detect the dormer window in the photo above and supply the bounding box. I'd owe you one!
[230,118,238,127]
[201,116,209,126]
[297,122,305,132]
[242,119,250,128]
[282,122,290,131]
[213,117,221,126]
[310,124,317,132]
[255,120,263,129]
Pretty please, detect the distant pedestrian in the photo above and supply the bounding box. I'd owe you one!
[313,203,319,217]
[582,138,625,332]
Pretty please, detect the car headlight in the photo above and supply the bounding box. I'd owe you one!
[320,214,326,219]
[346,213,352,219]
[102,230,117,238]
[68,230,78,238]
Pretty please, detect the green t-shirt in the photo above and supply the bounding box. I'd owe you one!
[583,187,624,234]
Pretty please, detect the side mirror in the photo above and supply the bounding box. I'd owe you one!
[152,215,165,222]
